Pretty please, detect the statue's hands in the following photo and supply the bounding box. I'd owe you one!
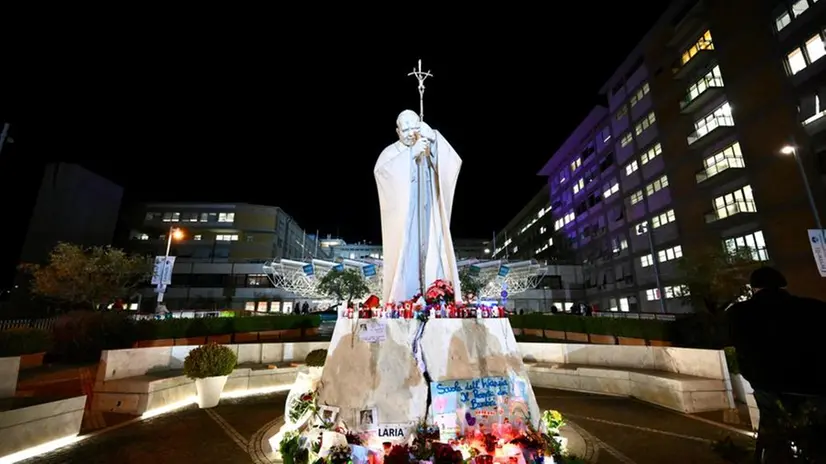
[419,122,436,141]
[411,137,430,158]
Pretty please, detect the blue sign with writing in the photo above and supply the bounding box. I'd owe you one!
[430,375,531,436]
[362,264,376,277]
[302,264,314,276]
[333,263,344,272]
[498,266,510,277]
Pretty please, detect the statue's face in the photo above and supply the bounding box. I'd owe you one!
[396,111,420,146]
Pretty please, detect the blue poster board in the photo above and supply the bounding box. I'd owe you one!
[430,375,530,439]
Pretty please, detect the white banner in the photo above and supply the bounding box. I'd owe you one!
[808,229,826,277]
[151,256,176,286]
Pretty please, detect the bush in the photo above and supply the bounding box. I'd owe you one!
[0,328,53,356]
[724,347,739,375]
[305,349,327,366]
[183,342,238,379]
[51,310,136,362]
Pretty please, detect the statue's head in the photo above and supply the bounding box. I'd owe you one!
[396,109,420,147]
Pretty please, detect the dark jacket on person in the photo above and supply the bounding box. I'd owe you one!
[727,288,825,395]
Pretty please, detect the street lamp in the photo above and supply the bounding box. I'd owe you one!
[780,143,823,232]
[637,222,667,313]
[484,248,490,254]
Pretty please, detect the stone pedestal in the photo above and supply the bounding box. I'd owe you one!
[316,318,540,436]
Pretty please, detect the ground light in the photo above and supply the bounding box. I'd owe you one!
[0,384,293,464]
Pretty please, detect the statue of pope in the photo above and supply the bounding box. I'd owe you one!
[374,110,463,304]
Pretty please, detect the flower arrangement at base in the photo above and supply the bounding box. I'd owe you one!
[425,279,455,305]
[289,390,317,423]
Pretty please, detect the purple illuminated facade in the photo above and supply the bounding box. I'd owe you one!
[535,0,826,313]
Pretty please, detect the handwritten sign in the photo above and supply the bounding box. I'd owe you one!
[431,375,529,436]
[358,320,386,343]
[433,377,510,411]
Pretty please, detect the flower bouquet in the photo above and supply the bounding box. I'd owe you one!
[425,279,455,305]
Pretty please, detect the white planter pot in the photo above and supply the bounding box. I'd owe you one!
[194,375,228,408]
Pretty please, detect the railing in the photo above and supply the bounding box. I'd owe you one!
[681,76,724,109]
[687,115,734,145]
[594,312,678,321]
[0,318,58,332]
[704,201,756,223]
[695,157,745,183]
[688,117,735,144]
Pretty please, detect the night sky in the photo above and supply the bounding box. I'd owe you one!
[1,6,671,272]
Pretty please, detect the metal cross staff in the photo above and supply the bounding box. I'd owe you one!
[408,59,433,297]
[408,59,433,120]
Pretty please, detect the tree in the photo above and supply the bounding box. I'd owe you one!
[19,243,153,311]
[317,268,370,304]
[677,245,763,314]
[459,266,484,301]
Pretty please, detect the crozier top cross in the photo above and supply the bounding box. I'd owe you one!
[407,59,433,119]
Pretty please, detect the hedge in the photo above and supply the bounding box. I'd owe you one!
[509,313,729,349]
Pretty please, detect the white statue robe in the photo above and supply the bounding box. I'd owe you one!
[374,131,463,304]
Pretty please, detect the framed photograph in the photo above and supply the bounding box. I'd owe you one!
[318,405,340,424]
[357,407,378,430]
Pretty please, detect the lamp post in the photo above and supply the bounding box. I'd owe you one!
[780,141,826,275]
[638,222,667,313]
[157,226,184,305]
[780,142,823,232]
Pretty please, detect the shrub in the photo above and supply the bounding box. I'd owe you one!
[183,343,237,379]
[0,328,53,356]
[51,310,136,362]
[305,349,327,366]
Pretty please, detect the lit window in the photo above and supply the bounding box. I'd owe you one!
[646,288,660,301]
[711,185,757,221]
[615,106,628,120]
[603,182,619,198]
[685,66,724,104]
[664,285,690,299]
[216,234,239,241]
[657,245,683,262]
[194,234,202,240]
[689,102,734,144]
[571,158,582,171]
[635,221,648,235]
[700,142,745,181]
[629,82,650,107]
[792,0,809,17]
[620,133,633,148]
[641,254,653,267]
[573,178,585,194]
[138,233,149,240]
[775,10,791,31]
[625,160,639,176]
[651,209,676,229]
[788,47,808,74]
[218,212,235,223]
[634,112,656,136]
[629,190,644,205]
[681,30,714,65]
[724,230,770,261]
[805,34,825,63]
[645,175,669,196]
[640,143,662,164]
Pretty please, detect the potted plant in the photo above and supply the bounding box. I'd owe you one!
[183,342,237,408]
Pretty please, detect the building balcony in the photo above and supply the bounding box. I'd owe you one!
[803,109,826,136]
[687,117,736,149]
[673,49,714,80]
[704,201,757,223]
[695,158,746,183]
[680,78,724,114]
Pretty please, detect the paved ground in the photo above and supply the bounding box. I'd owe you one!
[15,386,755,464]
